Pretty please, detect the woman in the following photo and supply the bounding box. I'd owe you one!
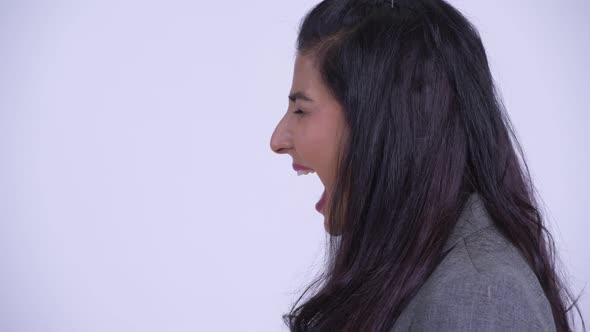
[269,0,583,331]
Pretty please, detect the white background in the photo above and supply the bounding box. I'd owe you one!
[1,0,588,331]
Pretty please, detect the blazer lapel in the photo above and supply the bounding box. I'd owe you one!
[442,193,494,252]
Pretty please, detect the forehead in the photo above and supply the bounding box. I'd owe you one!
[291,53,325,99]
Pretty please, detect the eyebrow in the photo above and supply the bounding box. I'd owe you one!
[288,91,314,103]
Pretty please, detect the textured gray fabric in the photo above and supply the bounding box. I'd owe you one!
[390,193,557,331]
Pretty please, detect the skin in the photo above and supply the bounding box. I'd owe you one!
[270,52,349,235]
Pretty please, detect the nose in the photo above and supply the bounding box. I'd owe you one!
[270,116,290,154]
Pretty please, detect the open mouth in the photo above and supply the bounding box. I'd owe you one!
[293,164,326,214]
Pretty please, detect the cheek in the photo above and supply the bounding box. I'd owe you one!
[299,116,345,177]
[304,131,340,181]
[301,136,326,163]
[302,125,332,158]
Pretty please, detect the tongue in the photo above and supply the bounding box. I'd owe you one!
[315,189,327,213]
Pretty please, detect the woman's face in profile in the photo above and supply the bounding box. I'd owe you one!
[270,52,348,234]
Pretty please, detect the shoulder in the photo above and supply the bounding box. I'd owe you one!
[411,267,555,331]
[394,226,556,332]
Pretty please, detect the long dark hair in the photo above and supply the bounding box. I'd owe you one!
[282,0,584,331]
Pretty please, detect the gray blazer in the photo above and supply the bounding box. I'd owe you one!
[390,193,556,331]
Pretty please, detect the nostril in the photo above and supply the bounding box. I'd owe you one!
[270,142,281,154]
[274,145,291,154]
[270,140,286,154]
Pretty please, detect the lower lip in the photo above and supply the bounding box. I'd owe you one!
[315,189,326,213]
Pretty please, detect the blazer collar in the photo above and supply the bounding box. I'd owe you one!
[442,193,494,251]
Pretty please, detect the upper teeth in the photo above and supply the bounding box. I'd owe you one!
[297,169,315,176]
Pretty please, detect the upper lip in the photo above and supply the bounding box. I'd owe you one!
[292,163,314,171]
